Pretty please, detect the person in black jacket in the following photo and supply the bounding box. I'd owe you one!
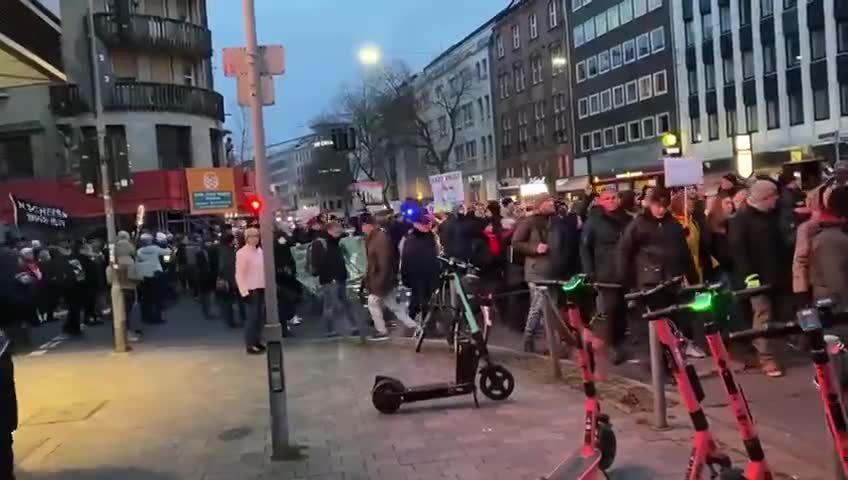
[0,246,21,479]
[274,230,299,335]
[215,232,245,328]
[311,222,357,336]
[581,188,632,363]
[400,213,441,323]
[75,242,102,326]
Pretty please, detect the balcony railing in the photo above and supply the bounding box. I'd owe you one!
[93,13,212,59]
[50,82,224,122]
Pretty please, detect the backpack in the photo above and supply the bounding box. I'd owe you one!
[546,214,581,280]
[306,237,327,276]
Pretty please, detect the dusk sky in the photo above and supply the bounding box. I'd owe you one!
[208,0,509,147]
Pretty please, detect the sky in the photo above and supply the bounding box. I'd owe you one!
[208,0,510,147]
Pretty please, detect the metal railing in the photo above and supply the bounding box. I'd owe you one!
[93,13,213,59]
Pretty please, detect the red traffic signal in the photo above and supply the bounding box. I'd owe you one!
[249,198,262,212]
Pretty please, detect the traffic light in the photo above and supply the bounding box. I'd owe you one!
[661,132,681,157]
[331,127,357,151]
[249,197,262,213]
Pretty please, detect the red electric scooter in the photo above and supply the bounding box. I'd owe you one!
[730,299,848,478]
[645,283,775,480]
[535,274,618,479]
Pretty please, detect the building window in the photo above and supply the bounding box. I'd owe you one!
[839,22,848,53]
[626,80,639,104]
[621,0,633,23]
[585,17,596,41]
[654,70,668,95]
[720,5,731,33]
[841,83,848,116]
[810,29,826,60]
[574,0,582,12]
[0,134,34,180]
[515,66,527,91]
[574,24,585,47]
[685,21,695,46]
[723,57,735,84]
[742,50,755,78]
[596,13,608,37]
[628,121,642,142]
[576,61,586,82]
[789,92,803,125]
[766,98,780,129]
[708,112,719,140]
[615,124,628,144]
[746,104,758,132]
[657,113,671,133]
[688,68,698,94]
[634,0,647,18]
[481,59,488,79]
[590,93,600,115]
[643,117,657,138]
[604,128,615,147]
[581,133,592,152]
[578,98,589,118]
[592,130,603,150]
[637,33,651,58]
[496,35,505,58]
[786,35,800,67]
[814,88,830,121]
[608,6,620,30]
[512,24,521,49]
[587,56,598,78]
[530,14,539,39]
[623,40,636,63]
[156,125,193,169]
[726,108,738,136]
[551,45,566,76]
[598,51,610,73]
[691,116,702,143]
[531,56,544,84]
[705,63,716,90]
[740,0,751,25]
[648,0,662,11]
[613,85,625,107]
[477,98,484,122]
[651,27,665,52]
[548,0,559,28]
[610,45,623,69]
[763,44,776,74]
[601,89,612,111]
[639,75,653,100]
[784,0,796,9]
[702,13,713,40]
[761,0,773,17]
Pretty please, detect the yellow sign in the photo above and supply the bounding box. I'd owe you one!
[185,168,237,215]
[661,133,678,148]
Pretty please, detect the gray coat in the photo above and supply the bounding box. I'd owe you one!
[512,213,551,283]
[809,223,848,310]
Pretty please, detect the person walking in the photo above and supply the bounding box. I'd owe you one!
[311,221,358,337]
[729,180,791,377]
[135,233,170,325]
[363,212,417,341]
[109,231,142,341]
[215,232,246,328]
[235,227,266,354]
[400,212,441,325]
[75,242,102,326]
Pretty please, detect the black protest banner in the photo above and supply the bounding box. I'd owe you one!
[9,194,69,229]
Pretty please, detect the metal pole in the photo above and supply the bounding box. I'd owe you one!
[648,321,668,429]
[241,0,292,460]
[88,0,127,353]
[541,288,562,379]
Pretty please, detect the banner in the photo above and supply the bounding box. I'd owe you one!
[429,171,464,213]
[10,194,68,229]
[185,168,237,215]
[350,181,384,206]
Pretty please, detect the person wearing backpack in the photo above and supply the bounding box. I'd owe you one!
[311,222,357,337]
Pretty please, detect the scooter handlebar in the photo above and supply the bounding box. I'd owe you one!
[642,303,689,320]
[623,276,685,301]
[731,285,772,299]
[728,321,802,342]
[437,256,480,274]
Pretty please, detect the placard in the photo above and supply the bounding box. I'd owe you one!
[663,157,704,187]
[429,171,464,213]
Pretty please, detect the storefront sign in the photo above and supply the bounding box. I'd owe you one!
[9,194,68,229]
[185,168,237,215]
[429,171,464,213]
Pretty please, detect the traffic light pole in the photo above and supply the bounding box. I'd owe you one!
[87,0,128,353]
[241,0,297,460]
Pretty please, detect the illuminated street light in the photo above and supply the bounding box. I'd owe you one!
[551,56,567,67]
[358,45,382,66]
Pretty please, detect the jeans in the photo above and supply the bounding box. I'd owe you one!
[0,431,13,480]
[368,289,417,335]
[523,284,547,338]
[122,289,135,331]
[139,278,162,323]
[408,284,436,322]
[320,282,357,334]
[594,288,627,347]
[244,289,266,347]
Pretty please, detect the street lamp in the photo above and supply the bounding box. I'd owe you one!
[358,45,382,66]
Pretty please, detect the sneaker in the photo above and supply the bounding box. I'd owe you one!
[127,332,141,343]
[523,338,535,353]
[610,347,631,365]
[761,359,784,378]
[368,332,389,342]
[246,345,264,355]
[350,328,360,337]
[325,331,340,338]
[685,343,707,359]
[290,316,303,326]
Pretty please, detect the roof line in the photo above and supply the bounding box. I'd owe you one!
[0,31,66,82]
[21,0,62,34]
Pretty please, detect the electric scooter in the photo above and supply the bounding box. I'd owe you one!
[624,277,738,479]
[535,274,618,479]
[371,257,515,414]
[730,299,848,478]
[644,283,774,480]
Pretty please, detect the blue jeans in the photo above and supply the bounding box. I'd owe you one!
[320,281,356,333]
[524,285,547,338]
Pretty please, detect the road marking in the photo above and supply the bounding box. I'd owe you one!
[29,334,67,357]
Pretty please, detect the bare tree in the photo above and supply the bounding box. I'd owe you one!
[228,101,251,163]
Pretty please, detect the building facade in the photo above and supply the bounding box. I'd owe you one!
[568,0,676,190]
[491,0,574,196]
[673,0,848,180]
[50,0,224,176]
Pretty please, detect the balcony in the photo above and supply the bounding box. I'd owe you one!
[50,82,224,122]
[93,13,212,59]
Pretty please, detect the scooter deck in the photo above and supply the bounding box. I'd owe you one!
[543,450,601,480]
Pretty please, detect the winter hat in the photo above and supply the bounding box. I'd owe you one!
[117,231,131,241]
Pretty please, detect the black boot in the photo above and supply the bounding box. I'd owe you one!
[523,337,535,353]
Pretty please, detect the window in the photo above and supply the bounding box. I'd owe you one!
[839,22,848,53]
[574,0,582,11]
[531,56,544,84]
[740,0,751,25]
[581,133,592,152]
[514,66,526,91]
[574,24,585,47]
[766,99,780,129]
[604,128,615,147]
[742,50,755,78]
[761,0,773,17]
[637,33,651,58]
[723,57,735,84]
[466,141,477,161]
[841,83,848,116]
[610,45,623,69]
[598,51,610,73]
[763,44,776,74]
[685,21,695,46]
[576,61,587,82]
[726,108,738,135]
[626,80,638,104]
[613,85,625,107]
[485,95,491,118]
[481,59,488,79]
[810,29,826,60]
[0,134,34,179]
[639,75,653,99]
[478,98,484,122]
[789,92,803,125]
[590,93,600,115]
[705,63,716,90]
[623,40,636,63]
[530,14,539,39]
[814,88,830,121]
[481,136,488,160]
[786,35,800,67]
[657,112,671,133]
[746,103,758,132]
[578,98,589,118]
[688,68,699,94]
[182,63,195,86]
[548,0,559,28]
[634,0,647,18]
[720,6,731,33]
[784,0,796,10]
[691,116,702,143]
[616,124,628,144]
[512,25,521,49]
[608,6,620,30]
[628,121,642,141]
[592,131,604,150]
[587,56,598,78]
[651,27,665,52]
[584,18,596,41]
[596,13,608,37]
[551,45,566,76]
[708,112,719,140]
[653,70,668,95]
[648,0,662,11]
[643,117,657,138]
[620,0,633,23]
[601,89,612,111]
[702,13,713,40]
[496,35,505,58]
[498,73,509,99]
[156,125,193,169]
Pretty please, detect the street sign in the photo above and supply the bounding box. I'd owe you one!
[237,75,275,107]
[223,45,285,77]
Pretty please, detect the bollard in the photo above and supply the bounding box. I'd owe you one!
[541,287,563,379]
[649,321,668,429]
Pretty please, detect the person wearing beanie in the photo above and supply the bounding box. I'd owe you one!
[235,227,266,354]
[729,179,789,377]
[777,171,805,251]
[135,233,170,325]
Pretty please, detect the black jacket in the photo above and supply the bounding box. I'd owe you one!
[215,244,237,286]
[311,233,348,285]
[445,214,484,262]
[618,211,699,288]
[401,229,440,290]
[729,205,790,290]
[0,249,20,433]
[580,207,632,282]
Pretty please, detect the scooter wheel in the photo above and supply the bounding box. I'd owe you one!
[597,422,617,471]
[718,468,746,480]
[479,365,515,401]
[372,379,403,414]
